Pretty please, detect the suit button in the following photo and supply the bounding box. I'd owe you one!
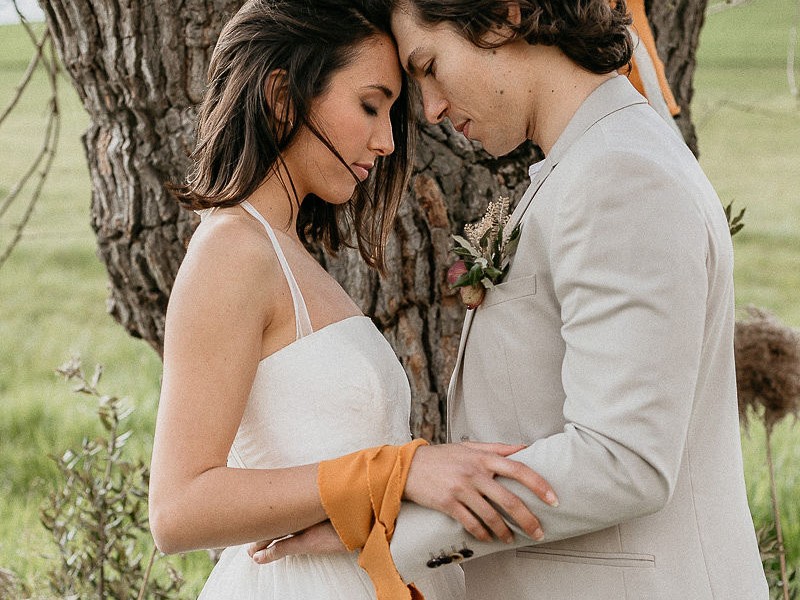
[449,550,464,563]
[426,556,442,569]
[459,547,474,558]
[437,554,453,565]
[460,435,470,442]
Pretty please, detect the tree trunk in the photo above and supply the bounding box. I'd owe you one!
[40,0,242,352]
[647,0,709,154]
[42,0,708,442]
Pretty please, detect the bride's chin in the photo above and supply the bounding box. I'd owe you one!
[317,189,355,206]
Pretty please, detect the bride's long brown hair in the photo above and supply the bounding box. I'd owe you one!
[171,0,415,271]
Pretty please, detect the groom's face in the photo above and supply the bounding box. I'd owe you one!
[390,7,531,157]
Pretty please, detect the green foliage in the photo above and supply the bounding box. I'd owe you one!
[450,197,520,290]
[725,201,746,237]
[758,524,800,600]
[39,358,183,599]
[0,22,211,595]
[0,566,29,599]
[0,0,798,593]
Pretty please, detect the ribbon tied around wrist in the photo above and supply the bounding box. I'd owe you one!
[318,438,429,600]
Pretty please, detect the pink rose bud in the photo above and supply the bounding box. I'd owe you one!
[460,284,485,309]
[447,260,468,286]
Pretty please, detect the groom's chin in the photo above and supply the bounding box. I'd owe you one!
[481,139,526,159]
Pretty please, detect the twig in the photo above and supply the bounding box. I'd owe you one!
[706,0,755,16]
[789,0,800,101]
[765,428,790,600]
[0,103,58,220]
[0,30,49,128]
[0,36,61,269]
[137,547,158,600]
[694,98,791,132]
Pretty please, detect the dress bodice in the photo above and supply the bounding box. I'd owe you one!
[197,201,465,600]
[226,202,412,470]
[230,315,413,469]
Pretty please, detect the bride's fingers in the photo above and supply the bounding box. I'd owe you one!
[461,441,527,457]
[478,478,544,541]
[488,455,559,508]
[458,492,514,543]
[449,503,493,543]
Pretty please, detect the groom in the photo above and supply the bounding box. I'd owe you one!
[380,0,768,598]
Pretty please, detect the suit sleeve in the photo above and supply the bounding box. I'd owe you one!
[390,147,713,583]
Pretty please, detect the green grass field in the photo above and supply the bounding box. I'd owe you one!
[1,1,799,596]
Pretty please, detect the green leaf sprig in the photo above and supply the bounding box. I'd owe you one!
[451,196,521,290]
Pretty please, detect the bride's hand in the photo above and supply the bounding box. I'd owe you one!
[247,521,346,564]
[403,441,558,544]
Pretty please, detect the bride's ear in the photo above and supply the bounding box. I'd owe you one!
[264,69,294,132]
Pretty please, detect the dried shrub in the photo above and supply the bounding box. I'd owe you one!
[40,358,183,599]
[735,306,800,432]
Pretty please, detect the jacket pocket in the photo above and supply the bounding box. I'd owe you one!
[515,547,655,569]
[481,273,537,308]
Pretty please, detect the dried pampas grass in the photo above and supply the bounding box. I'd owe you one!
[735,306,800,432]
[734,305,800,600]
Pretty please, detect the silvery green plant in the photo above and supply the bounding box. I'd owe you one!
[40,358,183,599]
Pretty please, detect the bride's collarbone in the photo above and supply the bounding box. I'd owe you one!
[259,258,361,359]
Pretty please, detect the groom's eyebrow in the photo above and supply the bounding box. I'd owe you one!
[405,48,421,75]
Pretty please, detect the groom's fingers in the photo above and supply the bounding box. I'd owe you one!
[247,538,272,558]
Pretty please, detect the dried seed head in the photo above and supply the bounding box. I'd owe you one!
[734,306,800,432]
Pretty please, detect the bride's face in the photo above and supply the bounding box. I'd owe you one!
[283,34,402,204]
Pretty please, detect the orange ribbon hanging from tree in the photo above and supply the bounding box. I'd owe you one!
[623,0,681,116]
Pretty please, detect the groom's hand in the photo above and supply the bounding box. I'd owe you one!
[248,521,345,564]
[403,442,558,544]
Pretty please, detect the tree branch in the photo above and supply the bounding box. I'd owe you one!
[0,25,61,270]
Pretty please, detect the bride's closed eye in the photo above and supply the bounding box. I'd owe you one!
[361,102,378,116]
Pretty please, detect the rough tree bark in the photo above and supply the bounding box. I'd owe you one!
[41,0,708,442]
[648,0,708,152]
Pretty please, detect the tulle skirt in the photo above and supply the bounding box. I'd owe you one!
[198,543,465,599]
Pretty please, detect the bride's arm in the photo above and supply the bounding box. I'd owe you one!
[149,215,554,555]
[148,217,326,554]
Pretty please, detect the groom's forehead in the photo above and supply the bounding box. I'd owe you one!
[391,12,438,76]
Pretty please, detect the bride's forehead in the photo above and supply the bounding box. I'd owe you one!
[326,38,402,93]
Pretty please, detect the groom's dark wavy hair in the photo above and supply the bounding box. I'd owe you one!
[366,0,633,74]
[172,0,415,272]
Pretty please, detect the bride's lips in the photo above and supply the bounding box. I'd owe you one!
[352,163,372,181]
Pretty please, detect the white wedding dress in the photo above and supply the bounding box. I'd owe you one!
[197,201,465,599]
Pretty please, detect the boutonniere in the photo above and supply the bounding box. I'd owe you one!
[447,196,521,309]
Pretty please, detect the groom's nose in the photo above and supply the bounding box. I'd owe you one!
[421,86,448,125]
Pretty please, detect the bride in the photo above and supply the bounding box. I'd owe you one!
[148,0,555,597]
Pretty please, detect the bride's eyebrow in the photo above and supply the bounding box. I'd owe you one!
[362,84,395,99]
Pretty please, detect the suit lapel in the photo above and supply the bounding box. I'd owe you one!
[505,159,557,233]
[446,77,649,437]
[446,309,475,435]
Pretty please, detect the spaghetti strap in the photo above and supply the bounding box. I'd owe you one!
[240,201,314,339]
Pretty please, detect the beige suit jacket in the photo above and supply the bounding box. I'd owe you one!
[390,77,768,599]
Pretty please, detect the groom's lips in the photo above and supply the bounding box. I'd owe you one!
[455,119,471,139]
